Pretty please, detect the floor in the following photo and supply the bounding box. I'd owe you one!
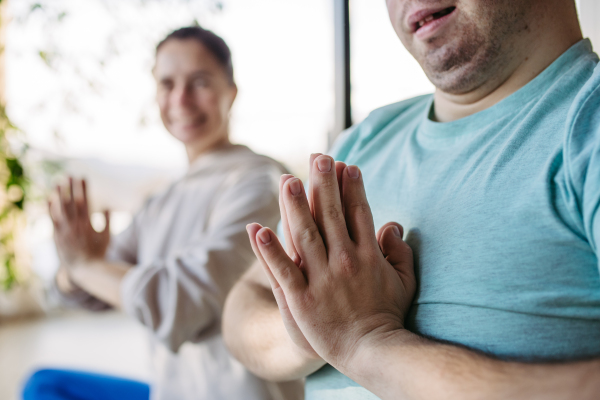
[0,310,151,400]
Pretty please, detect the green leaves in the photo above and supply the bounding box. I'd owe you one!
[0,124,27,292]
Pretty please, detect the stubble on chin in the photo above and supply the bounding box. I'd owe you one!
[417,1,529,95]
[422,22,501,94]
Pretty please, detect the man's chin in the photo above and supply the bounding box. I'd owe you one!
[421,44,493,94]
[425,65,482,94]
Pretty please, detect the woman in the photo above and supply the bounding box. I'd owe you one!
[23,27,302,400]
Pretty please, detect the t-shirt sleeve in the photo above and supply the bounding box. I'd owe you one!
[565,70,600,265]
[120,164,282,353]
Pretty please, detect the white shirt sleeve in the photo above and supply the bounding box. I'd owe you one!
[119,165,282,353]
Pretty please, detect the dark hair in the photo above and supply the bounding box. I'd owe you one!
[156,26,235,85]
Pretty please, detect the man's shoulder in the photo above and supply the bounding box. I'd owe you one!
[364,94,432,129]
[565,61,600,149]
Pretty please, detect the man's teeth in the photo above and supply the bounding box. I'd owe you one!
[418,14,435,27]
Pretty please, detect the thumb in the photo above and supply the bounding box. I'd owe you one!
[377,222,412,271]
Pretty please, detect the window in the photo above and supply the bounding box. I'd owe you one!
[350,0,434,124]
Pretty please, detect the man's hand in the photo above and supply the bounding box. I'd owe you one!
[49,178,110,267]
[248,155,600,400]
[248,154,416,367]
[245,154,324,362]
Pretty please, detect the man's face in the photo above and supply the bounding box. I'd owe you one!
[154,39,236,146]
[386,0,532,94]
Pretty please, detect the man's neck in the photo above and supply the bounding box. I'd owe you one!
[432,3,583,123]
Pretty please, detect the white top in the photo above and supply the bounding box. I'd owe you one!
[60,145,302,400]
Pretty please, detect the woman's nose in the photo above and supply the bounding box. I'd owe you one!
[171,85,193,107]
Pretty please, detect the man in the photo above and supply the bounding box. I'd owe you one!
[222,0,600,398]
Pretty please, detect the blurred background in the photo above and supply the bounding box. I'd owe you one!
[0,0,598,398]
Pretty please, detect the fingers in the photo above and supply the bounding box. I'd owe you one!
[307,155,345,226]
[54,178,97,234]
[247,223,312,355]
[57,178,79,221]
[282,176,327,269]
[335,161,346,214]
[48,199,61,230]
[68,177,76,218]
[57,185,69,222]
[247,223,279,289]
[279,174,300,265]
[78,179,90,221]
[310,155,350,251]
[342,165,377,247]
[255,226,307,295]
[308,153,322,213]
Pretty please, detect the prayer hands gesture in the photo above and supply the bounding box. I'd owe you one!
[48,178,110,268]
[247,154,416,369]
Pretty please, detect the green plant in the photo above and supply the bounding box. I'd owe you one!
[0,103,27,291]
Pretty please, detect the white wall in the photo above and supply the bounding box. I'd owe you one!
[578,0,600,49]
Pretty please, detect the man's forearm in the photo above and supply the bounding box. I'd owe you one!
[343,328,600,400]
[68,260,131,309]
[223,264,325,381]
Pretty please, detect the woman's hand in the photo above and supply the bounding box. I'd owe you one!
[49,178,110,268]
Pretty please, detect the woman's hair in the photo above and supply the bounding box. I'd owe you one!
[156,26,235,85]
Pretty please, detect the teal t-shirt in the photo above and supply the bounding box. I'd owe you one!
[304,39,600,399]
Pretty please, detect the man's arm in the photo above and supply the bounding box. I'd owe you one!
[222,261,325,381]
[346,328,600,400]
[250,154,600,400]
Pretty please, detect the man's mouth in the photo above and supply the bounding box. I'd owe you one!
[412,7,456,33]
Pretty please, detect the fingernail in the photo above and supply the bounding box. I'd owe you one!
[247,223,261,234]
[392,226,401,237]
[348,165,360,179]
[289,178,302,195]
[317,157,332,172]
[258,228,272,244]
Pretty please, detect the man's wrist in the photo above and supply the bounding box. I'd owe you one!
[339,327,416,382]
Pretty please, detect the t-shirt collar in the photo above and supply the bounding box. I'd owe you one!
[420,39,595,140]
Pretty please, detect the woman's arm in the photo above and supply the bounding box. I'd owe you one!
[66,259,130,308]
[223,261,325,381]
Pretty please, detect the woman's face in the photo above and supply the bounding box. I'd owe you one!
[154,39,237,147]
